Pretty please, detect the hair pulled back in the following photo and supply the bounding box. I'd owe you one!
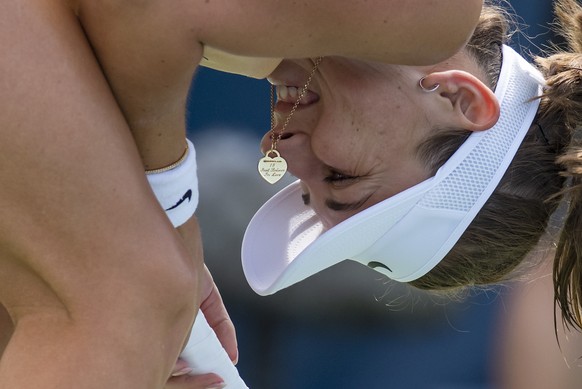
[411,0,582,330]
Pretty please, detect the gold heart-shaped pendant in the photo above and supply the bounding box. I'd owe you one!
[258,149,288,184]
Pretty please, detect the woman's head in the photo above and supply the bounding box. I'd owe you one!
[262,48,499,230]
[244,41,543,293]
[244,0,582,330]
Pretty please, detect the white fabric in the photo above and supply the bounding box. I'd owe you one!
[242,45,545,295]
[181,312,249,388]
[146,139,199,227]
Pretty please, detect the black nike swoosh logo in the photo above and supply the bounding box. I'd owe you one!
[165,189,193,211]
[367,261,392,272]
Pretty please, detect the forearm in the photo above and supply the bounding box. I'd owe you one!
[77,1,199,169]
[0,1,199,387]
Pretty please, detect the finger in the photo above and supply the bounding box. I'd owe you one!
[170,358,192,377]
[165,372,225,389]
[199,266,238,363]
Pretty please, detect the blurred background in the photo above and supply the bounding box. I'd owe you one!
[187,2,582,388]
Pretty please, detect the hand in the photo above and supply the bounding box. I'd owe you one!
[164,266,234,389]
[176,217,238,363]
[165,373,225,389]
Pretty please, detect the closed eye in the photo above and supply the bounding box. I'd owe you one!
[323,171,359,188]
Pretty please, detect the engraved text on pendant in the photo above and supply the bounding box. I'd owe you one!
[258,150,287,184]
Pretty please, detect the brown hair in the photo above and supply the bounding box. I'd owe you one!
[410,0,582,331]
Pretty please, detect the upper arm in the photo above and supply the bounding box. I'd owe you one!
[0,0,193,312]
[192,0,483,65]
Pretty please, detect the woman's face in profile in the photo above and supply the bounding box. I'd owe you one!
[262,57,434,229]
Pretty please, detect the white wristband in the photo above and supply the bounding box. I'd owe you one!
[146,139,199,227]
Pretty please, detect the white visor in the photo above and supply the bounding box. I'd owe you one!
[242,45,545,296]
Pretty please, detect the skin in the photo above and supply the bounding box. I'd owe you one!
[0,306,11,359]
[263,53,500,229]
[0,0,483,388]
[0,1,199,388]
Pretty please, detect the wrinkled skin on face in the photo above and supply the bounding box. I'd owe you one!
[263,53,492,230]
[263,57,431,229]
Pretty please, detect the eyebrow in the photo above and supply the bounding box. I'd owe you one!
[302,192,373,212]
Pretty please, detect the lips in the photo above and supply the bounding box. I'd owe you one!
[269,84,320,116]
[267,58,322,112]
[275,85,320,105]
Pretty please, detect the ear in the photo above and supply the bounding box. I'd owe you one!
[422,70,500,131]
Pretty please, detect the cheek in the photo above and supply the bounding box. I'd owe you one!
[311,108,371,156]
[310,127,364,166]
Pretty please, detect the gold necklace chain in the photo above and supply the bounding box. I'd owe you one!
[269,57,323,153]
[258,57,322,184]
